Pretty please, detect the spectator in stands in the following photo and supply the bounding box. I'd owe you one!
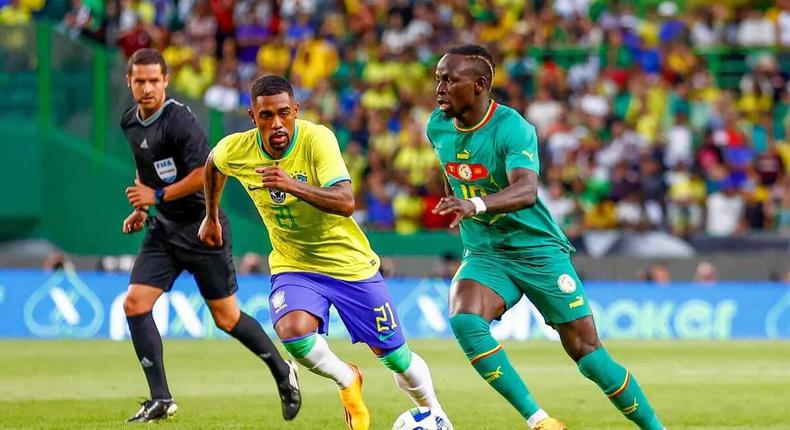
[0,0,35,24]
[541,180,574,226]
[185,0,216,46]
[203,70,240,112]
[689,8,720,47]
[706,178,745,236]
[736,7,775,46]
[238,252,264,275]
[640,262,672,284]
[393,123,435,188]
[666,164,705,237]
[616,191,657,231]
[778,0,790,47]
[584,200,617,230]
[392,179,423,235]
[694,260,718,284]
[368,114,398,161]
[290,28,340,91]
[115,11,157,57]
[43,251,73,272]
[42,0,790,242]
[776,177,790,234]
[256,32,290,77]
[664,113,693,168]
[172,38,216,99]
[62,0,106,42]
[364,168,395,231]
[609,161,639,202]
[233,13,267,81]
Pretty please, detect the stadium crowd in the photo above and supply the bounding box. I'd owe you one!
[4,0,790,238]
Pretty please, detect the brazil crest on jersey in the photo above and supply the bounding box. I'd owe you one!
[212,119,380,281]
[426,101,574,255]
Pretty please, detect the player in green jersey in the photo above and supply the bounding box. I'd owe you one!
[427,45,666,430]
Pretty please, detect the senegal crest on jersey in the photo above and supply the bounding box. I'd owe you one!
[445,162,489,181]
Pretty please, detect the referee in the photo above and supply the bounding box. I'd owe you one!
[120,48,300,423]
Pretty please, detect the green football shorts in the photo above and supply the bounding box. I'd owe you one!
[453,250,591,326]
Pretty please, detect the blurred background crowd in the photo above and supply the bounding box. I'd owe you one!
[4,0,790,239]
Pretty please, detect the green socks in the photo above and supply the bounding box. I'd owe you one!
[577,347,664,430]
[281,333,317,359]
[449,313,664,429]
[450,314,543,422]
[379,343,413,373]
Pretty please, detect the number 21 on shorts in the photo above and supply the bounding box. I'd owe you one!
[374,302,398,332]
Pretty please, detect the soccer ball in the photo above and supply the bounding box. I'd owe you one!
[392,407,453,430]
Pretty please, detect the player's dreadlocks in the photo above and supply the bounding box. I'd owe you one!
[252,75,295,99]
[447,44,495,89]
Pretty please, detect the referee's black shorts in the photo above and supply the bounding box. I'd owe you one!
[130,217,238,300]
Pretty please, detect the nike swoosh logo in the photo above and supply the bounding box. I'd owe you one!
[378,331,398,341]
[247,184,265,191]
[412,409,432,422]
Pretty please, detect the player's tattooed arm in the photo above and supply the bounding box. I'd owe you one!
[433,168,537,228]
[198,151,227,247]
[256,166,354,217]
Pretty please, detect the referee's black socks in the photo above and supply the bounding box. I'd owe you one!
[226,312,290,381]
[127,311,172,400]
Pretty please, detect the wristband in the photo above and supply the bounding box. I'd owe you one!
[155,188,166,205]
[468,196,486,215]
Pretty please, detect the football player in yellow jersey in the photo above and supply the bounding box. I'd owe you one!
[198,75,449,430]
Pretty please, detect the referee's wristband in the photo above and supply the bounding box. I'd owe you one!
[468,196,486,215]
[155,188,166,205]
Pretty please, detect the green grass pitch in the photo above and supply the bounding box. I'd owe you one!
[1,339,788,429]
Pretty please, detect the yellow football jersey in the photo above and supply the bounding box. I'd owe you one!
[212,119,380,281]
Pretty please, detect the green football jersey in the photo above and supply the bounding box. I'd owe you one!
[426,101,574,255]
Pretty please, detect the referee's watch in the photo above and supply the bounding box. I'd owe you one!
[155,188,166,205]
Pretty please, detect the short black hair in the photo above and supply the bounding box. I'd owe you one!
[446,44,495,87]
[251,75,294,99]
[127,48,167,75]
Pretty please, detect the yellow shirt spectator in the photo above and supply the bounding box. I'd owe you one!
[393,144,437,187]
[390,61,426,96]
[480,8,517,42]
[343,145,368,195]
[362,59,394,84]
[369,130,398,160]
[393,191,424,234]
[257,41,291,75]
[361,85,397,110]
[669,175,707,202]
[639,20,659,47]
[737,92,772,123]
[776,140,790,174]
[291,39,339,90]
[173,56,216,99]
[0,3,31,24]
[162,45,195,70]
[584,200,618,230]
[19,0,44,11]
